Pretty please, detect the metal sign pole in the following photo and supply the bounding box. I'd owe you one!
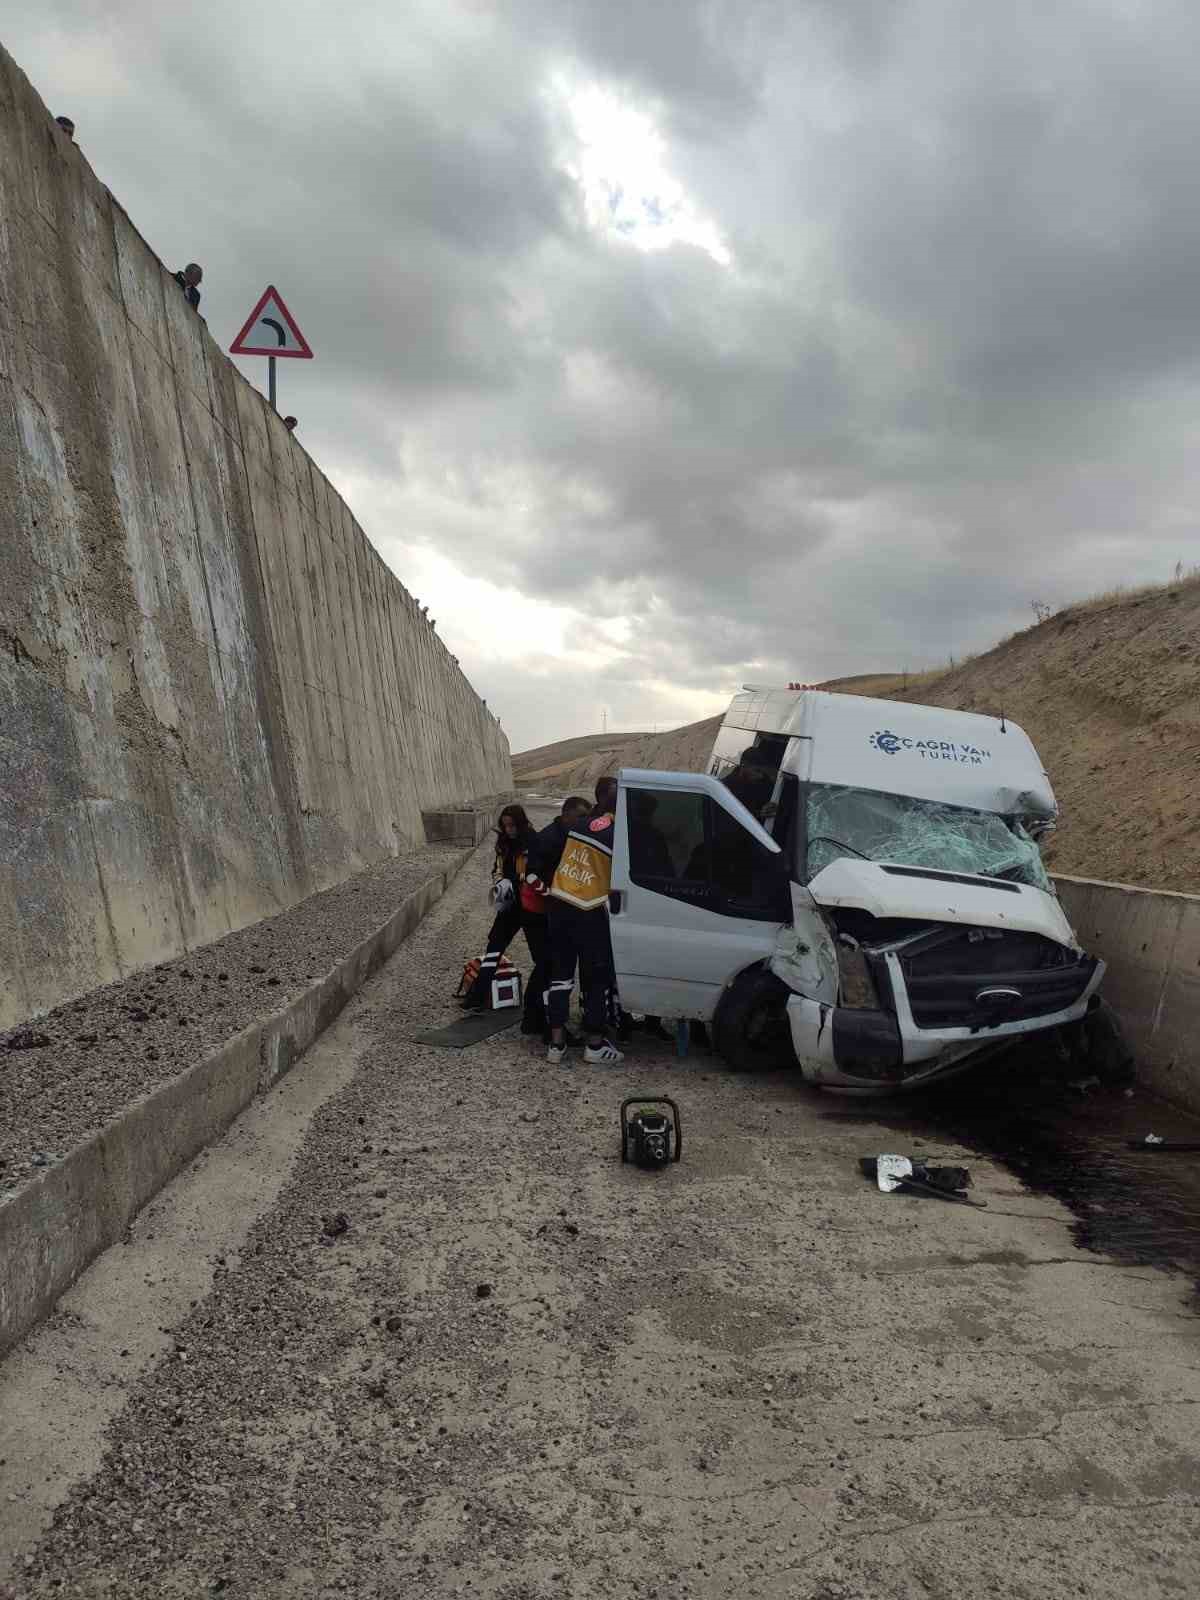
[268,355,277,412]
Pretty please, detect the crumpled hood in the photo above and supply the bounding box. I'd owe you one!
[806,858,1079,948]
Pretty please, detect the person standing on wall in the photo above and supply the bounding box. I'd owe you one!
[173,263,203,311]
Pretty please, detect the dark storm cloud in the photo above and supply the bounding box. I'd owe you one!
[10,0,1200,748]
[512,0,779,126]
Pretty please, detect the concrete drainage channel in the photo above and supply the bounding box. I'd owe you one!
[0,809,505,1361]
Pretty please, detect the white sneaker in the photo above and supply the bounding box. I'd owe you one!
[584,1041,624,1065]
[546,1044,568,1066]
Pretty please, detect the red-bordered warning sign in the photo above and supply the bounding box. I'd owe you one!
[229,285,313,358]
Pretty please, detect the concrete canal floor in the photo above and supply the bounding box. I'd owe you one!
[2,834,1197,1599]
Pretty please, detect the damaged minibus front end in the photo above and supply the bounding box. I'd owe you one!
[765,698,1106,1089]
[778,860,1105,1090]
[610,689,1114,1093]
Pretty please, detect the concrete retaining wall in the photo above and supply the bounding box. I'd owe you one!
[1055,875,1200,1116]
[0,47,511,1028]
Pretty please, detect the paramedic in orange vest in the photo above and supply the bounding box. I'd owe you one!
[543,788,624,1067]
[522,795,592,1039]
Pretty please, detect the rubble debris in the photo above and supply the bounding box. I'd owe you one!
[871,1153,913,1192]
[0,841,465,1189]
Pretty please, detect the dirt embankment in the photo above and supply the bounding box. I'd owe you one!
[513,719,723,795]
[873,581,1200,893]
[512,579,1200,894]
[510,731,649,785]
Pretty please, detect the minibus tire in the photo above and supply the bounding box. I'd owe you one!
[714,969,794,1072]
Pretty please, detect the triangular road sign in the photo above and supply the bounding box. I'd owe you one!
[229,285,314,358]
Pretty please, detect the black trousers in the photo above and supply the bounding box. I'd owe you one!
[576,908,622,1034]
[467,905,547,1026]
[522,912,548,1028]
[547,902,612,1035]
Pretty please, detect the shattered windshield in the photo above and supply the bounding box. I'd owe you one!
[803,783,1052,891]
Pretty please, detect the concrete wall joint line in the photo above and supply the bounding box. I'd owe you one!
[165,282,231,714]
[1149,901,1186,1039]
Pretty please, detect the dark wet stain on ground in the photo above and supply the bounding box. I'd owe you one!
[821,1048,1200,1301]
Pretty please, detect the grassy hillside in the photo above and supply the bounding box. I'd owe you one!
[511,575,1200,893]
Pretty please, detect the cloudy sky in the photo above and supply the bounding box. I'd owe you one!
[10,1,1200,752]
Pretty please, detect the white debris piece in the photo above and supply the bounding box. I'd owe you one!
[876,1154,913,1192]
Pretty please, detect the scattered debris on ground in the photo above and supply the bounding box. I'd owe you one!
[0,843,465,1194]
[861,1154,985,1206]
[5,828,1200,1598]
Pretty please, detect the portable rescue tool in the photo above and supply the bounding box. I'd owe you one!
[620,1096,683,1169]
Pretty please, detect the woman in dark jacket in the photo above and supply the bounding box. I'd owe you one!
[461,804,548,1033]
